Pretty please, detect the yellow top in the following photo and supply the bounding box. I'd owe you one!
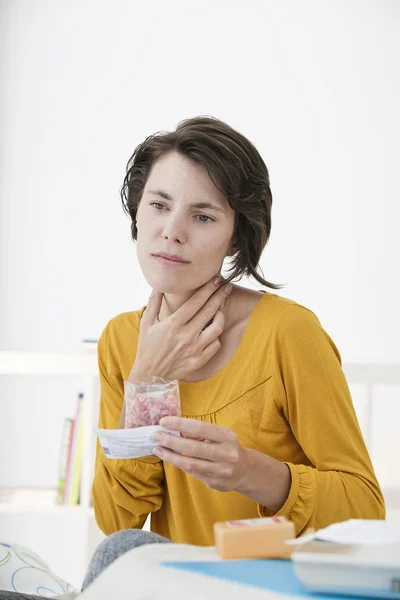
[92,292,385,542]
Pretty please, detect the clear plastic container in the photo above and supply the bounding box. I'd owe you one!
[124,377,180,429]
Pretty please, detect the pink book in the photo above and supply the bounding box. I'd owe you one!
[62,393,83,504]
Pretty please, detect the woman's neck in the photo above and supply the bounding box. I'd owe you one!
[158,292,194,321]
[158,286,234,327]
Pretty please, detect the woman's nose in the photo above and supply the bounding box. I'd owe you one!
[161,215,187,244]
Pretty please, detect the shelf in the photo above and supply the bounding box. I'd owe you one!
[0,351,98,376]
[0,503,94,516]
[0,488,96,518]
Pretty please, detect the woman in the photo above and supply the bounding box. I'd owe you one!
[0,118,385,598]
[90,116,385,558]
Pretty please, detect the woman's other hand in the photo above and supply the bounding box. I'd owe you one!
[152,417,292,512]
[151,417,249,492]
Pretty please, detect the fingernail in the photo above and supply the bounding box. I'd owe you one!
[223,284,232,294]
[160,417,172,428]
[153,447,163,457]
[152,433,162,442]
[212,276,220,285]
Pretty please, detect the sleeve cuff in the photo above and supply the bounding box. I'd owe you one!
[257,462,315,535]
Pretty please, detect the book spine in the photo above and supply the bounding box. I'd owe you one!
[67,393,85,505]
[62,415,75,504]
[56,418,73,505]
[63,393,83,504]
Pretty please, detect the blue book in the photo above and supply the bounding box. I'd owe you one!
[162,559,385,599]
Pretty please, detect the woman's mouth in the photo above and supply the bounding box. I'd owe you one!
[151,253,190,267]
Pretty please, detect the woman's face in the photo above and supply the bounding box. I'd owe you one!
[136,151,236,294]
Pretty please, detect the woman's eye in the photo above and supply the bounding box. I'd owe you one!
[195,214,214,223]
[150,203,213,223]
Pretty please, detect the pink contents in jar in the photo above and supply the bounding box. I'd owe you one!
[125,394,179,428]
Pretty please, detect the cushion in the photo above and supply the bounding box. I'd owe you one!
[0,540,78,597]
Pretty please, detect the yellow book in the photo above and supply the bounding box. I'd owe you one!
[68,394,85,505]
[56,418,73,504]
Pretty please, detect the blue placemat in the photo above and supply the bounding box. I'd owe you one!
[162,559,367,599]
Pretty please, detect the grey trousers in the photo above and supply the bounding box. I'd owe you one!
[0,530,171,599]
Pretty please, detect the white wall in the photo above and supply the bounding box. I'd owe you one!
[1,0,399,360]
[0,0,399,567]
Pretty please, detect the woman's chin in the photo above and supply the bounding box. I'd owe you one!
[143,276,193,295]
[153,284,192,295]
[142,267,215,295]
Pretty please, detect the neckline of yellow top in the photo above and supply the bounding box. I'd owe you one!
[140,290,270,390]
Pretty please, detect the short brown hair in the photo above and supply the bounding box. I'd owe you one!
[121,116,283,290]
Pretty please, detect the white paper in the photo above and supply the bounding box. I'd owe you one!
[287,519,400,546]
[95,425,180,459]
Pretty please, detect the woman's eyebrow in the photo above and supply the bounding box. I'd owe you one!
[147,189,225,213]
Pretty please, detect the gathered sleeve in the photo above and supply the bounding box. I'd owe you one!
[92,324,165,535]
[258,305,385,534]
